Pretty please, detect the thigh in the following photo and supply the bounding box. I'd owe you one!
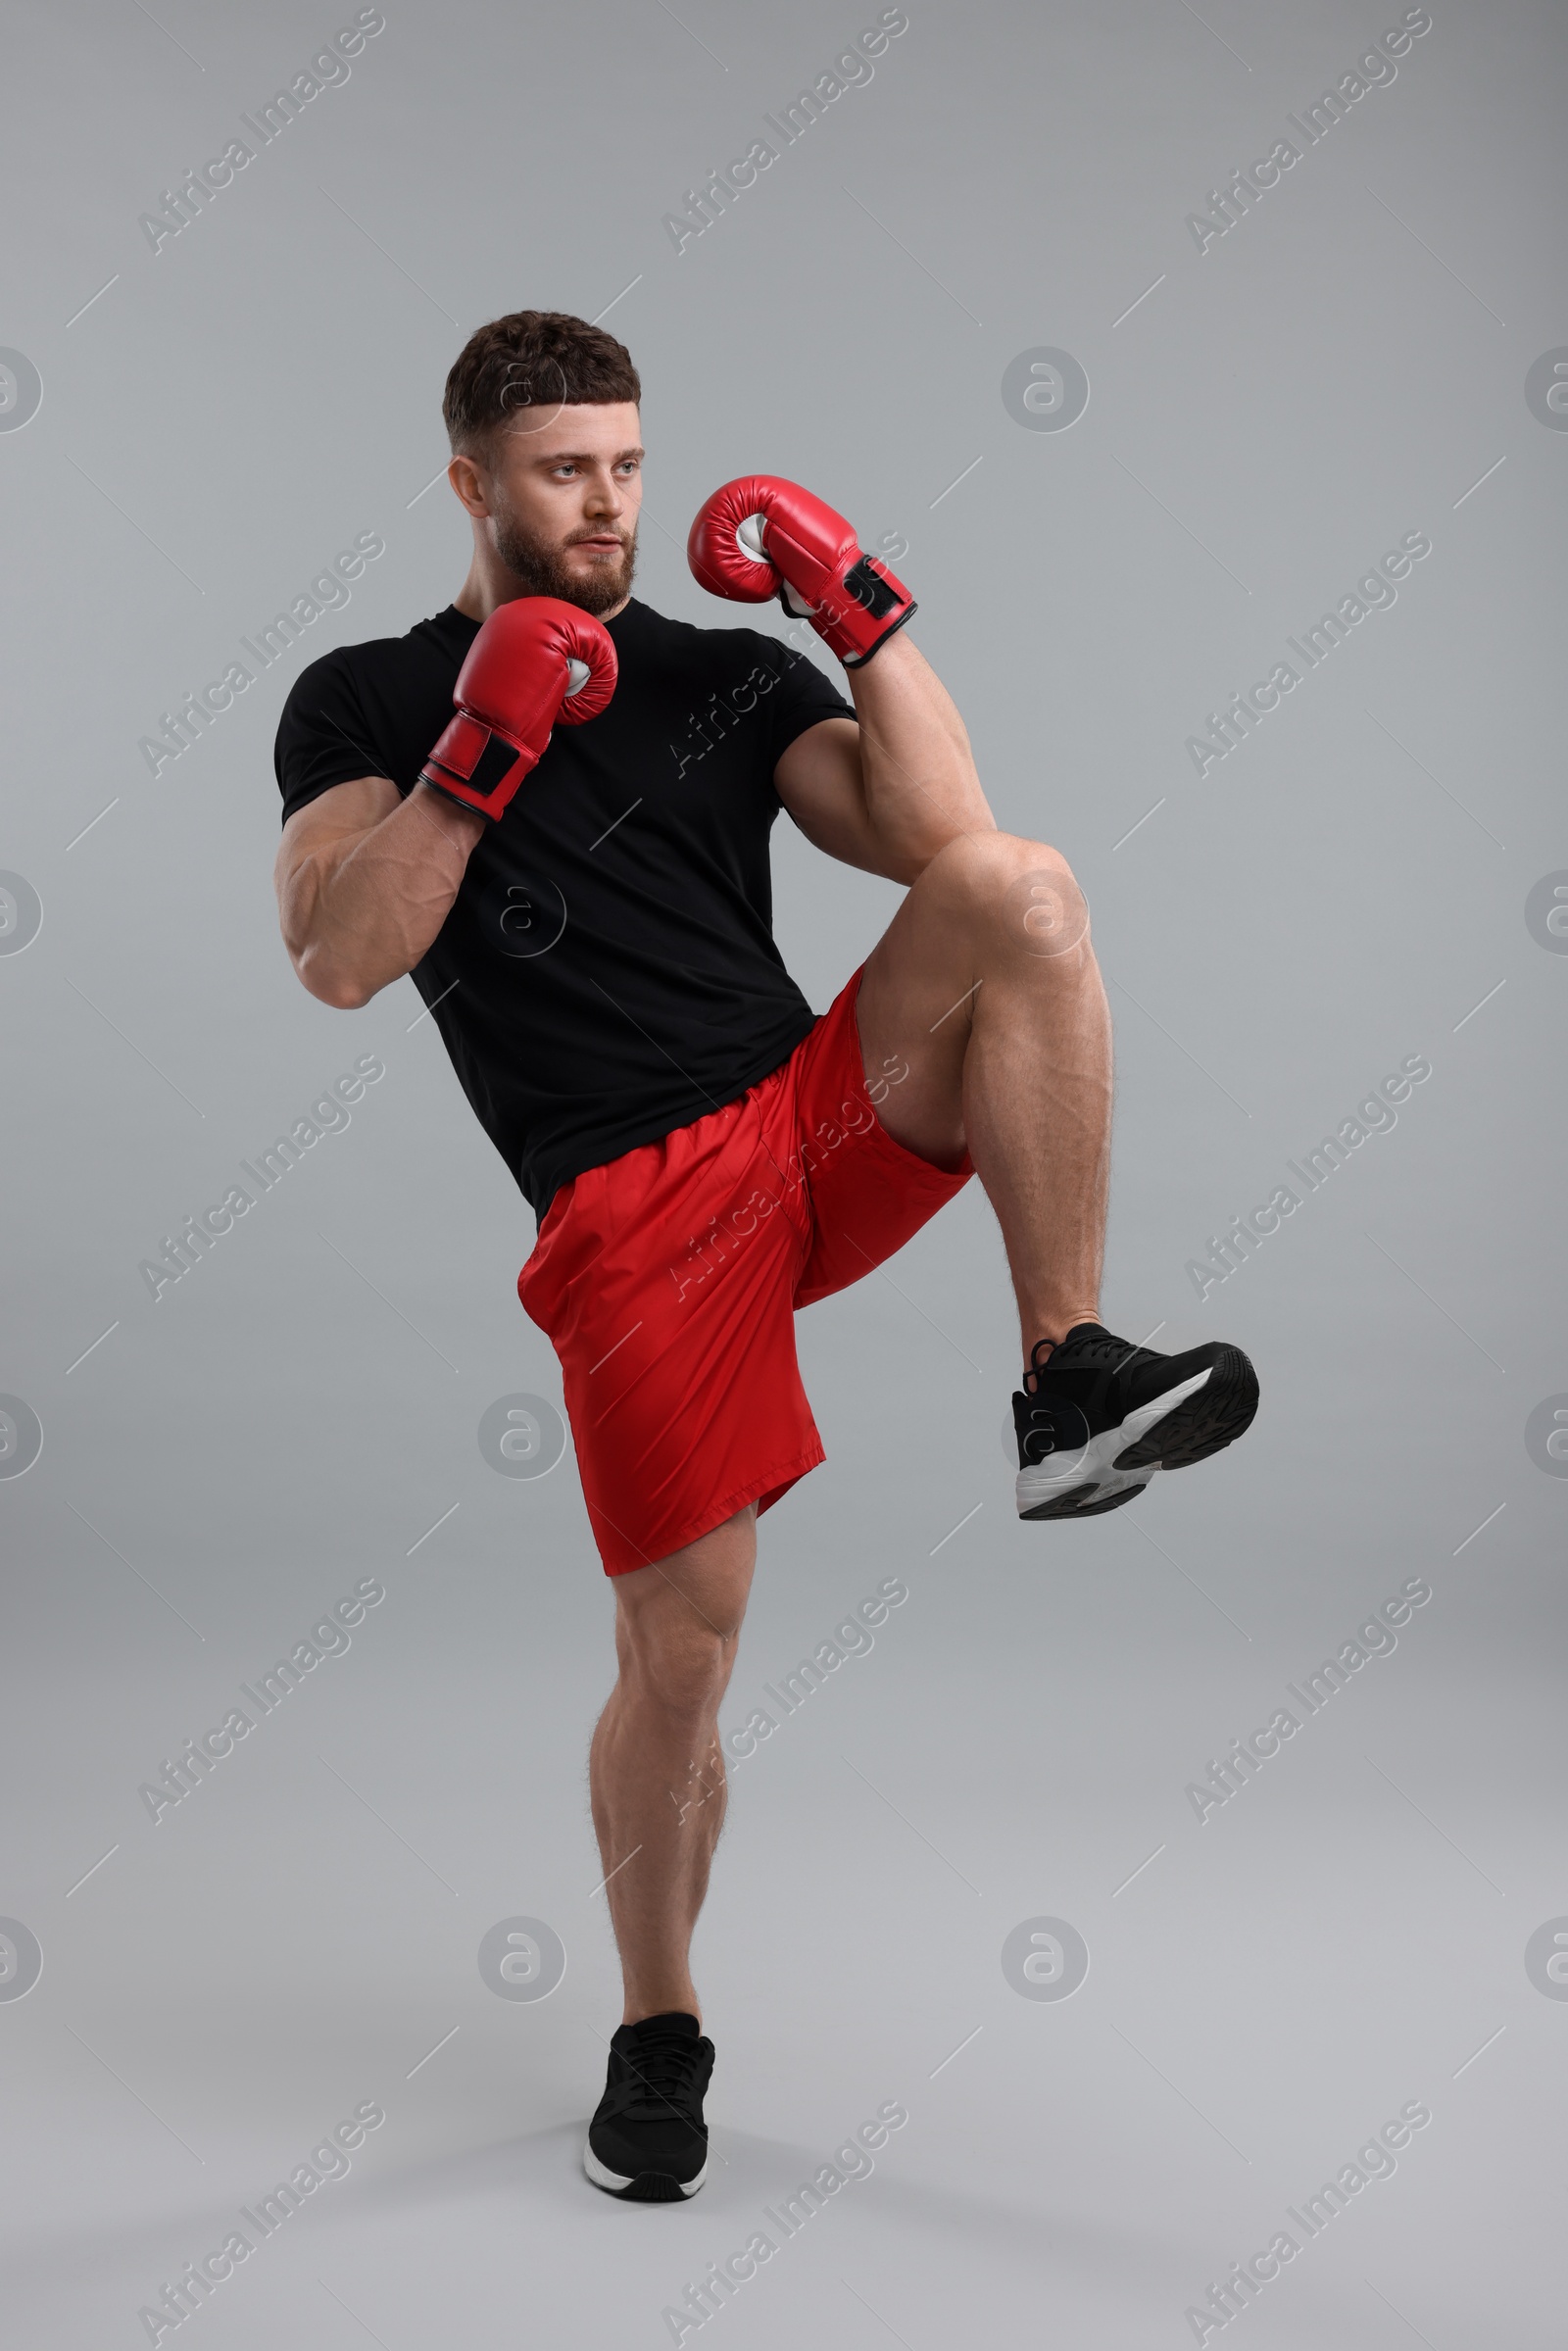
[518,1102,824,1577]
[789,965,972,1310]
[855,842,986,1166]
[856,830,1078,1163]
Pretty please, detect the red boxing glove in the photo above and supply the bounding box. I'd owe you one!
[686,476,915,667]
[419,597,616,820]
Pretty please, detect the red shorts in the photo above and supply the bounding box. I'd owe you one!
[517,966,972,1575]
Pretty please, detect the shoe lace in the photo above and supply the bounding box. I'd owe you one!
[620,2033,704,2116]
[1025,1329,1146,1391]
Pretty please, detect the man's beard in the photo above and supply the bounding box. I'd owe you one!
[490,506,637,616]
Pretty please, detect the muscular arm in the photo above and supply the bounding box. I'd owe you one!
[772,631,995,886]
[273,775,485,1008]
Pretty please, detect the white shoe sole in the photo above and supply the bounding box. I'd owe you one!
[583,2139,707,2197]
[1015,1367,1211,1516]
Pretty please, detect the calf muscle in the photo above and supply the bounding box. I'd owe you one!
[858,831,1112,1358]
[591,1510,757,2026]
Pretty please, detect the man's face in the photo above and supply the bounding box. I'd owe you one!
[454,399,643,615]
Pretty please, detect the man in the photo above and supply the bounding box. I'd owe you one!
[272,310,1257,2205]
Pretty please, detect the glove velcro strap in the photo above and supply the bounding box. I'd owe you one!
[842,555,907,620]
[419,711,528,820]
[805,554,915,665]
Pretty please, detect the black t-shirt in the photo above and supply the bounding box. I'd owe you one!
[274,598,856,1215]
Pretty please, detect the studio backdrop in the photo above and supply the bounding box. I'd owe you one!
[1,1,1562,2344]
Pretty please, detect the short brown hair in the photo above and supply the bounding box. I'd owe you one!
[443,310,641,458]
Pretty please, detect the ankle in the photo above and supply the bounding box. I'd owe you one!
[622,1994,701,2029]
[1024,1312,1102,1368]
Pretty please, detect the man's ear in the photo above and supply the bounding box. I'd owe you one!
[448,453,490,518]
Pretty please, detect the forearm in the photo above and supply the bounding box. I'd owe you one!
[280,783,485,1007]
[846,632,994,881]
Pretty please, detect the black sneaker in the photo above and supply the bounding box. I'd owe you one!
[1013,1321,1258,1519]
[584,2011,713,2202]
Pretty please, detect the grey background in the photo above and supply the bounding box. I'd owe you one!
[2,0,1563,2342]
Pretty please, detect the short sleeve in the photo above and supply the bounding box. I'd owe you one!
[273,651,392,827]
[757,639,857,775]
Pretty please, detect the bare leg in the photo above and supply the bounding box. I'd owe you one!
[588,1506,757,2025]
[855,831,1112,1366]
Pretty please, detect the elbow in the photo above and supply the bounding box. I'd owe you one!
[291,942,375,1010]
[315,973,375,1011]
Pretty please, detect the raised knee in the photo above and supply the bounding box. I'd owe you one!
[927,832,1087,955]
[928,829,1074,895]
